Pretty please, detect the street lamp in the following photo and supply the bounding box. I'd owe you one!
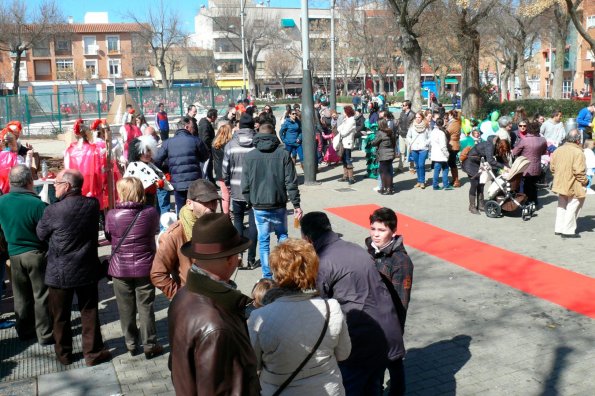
[330,0,336,111]
[301,0,317,184]
[240,0,247,98]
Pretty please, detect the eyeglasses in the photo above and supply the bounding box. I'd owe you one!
[291,113,297,116]
[54,181,68,186]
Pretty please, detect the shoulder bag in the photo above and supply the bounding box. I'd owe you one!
[99,209,143,280]
[272,299,330,396]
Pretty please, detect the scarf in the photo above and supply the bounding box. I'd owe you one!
[413,121,427,134]
[179,205,196,241]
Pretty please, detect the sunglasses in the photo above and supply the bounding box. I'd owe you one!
[291,113,297,116]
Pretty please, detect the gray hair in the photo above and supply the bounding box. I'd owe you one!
[9,164,33,188]
[565,129,582,144]
[498,116,512,128]
[62,169,84,189]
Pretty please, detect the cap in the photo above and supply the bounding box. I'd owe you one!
[187,179,221,202]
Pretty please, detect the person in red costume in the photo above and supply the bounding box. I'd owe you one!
[90,119,121,209]
[63,119,104,208]
[120,110,142,164]
[0,121,33,194]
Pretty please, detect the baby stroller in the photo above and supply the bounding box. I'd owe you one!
[483,156,536,221]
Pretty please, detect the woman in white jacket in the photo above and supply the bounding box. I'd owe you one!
[406,112,431,188]
[248,239,351,396]
[336,106,357,184]
[429,118,453,190]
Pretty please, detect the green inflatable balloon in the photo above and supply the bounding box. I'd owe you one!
[490,111,499,122]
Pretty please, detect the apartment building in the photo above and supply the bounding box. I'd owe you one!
[0,12,151,98]
[538,2,595,98]
[191,0,332,94]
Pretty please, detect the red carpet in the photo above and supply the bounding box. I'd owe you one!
[326,204,595,319]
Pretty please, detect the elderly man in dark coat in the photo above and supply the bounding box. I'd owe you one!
[36,169,111,366]
[168,213,260,395]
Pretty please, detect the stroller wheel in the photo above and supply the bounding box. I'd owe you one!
[485,201,501,218]
[522,207,531,221]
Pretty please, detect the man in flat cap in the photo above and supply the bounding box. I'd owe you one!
[151,179,221,300]
[168,213,259,395]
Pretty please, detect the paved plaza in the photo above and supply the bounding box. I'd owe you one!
[1,141,595,395]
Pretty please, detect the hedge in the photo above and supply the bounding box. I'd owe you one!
[479,99,587,121]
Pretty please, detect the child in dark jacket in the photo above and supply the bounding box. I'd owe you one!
[365,207,414,396]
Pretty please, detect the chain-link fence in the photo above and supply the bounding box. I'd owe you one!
[0,86,245,136]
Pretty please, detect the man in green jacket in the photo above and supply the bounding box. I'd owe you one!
[0,165,52,343]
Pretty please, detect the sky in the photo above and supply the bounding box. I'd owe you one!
[26,0,331,34]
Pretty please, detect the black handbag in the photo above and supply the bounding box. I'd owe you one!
[272,299,330,396]
[99,210,142,280]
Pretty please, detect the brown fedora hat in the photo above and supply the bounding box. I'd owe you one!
[181,213,251,260]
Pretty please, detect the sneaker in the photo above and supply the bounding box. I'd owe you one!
[433,186,443,190]
[0,320,15,330]
[444,186,455,190]
[420,184,426,189]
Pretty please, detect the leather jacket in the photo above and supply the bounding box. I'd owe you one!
[168,268,260,396]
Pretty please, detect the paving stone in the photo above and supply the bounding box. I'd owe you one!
[38,363,120,396]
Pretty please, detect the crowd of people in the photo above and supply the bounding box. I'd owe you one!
[0,92,593,394]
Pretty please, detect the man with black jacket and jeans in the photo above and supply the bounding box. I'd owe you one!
[397,100,415,172]
[223,113,258,269]
[155,117,209,214]
[241,123,302,279]
[198,109,218,183]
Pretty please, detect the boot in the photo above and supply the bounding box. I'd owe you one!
[477,193,485,212]
[339,167,348,182]
[347,168,356,184]
[469,195,479,214]
[452,168,461,187]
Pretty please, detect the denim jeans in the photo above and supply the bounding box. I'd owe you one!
[156,188,171,216]
[432,161,449,188]
[253,208,288,279]
[231,200,257,263]
[173,190,188,216]
[411,149,428,183]
[342,149,353,167]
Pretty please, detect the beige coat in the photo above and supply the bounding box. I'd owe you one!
[550,142,588,198]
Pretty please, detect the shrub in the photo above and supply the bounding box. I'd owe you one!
[479,99,586,121]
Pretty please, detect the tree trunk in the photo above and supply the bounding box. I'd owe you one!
[343,79,349,95]
[551,23,567,99]
[401,43,422,111]
[459,22,481,117]
[159,62,169,90]
[501,71,509,102]
[518,58,531,99]
[439,70,447,97]
[281,80,286,98]
[12,51,23,95]
[248,64,257,97]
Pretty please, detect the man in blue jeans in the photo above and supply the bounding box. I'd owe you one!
[241,123,302,279]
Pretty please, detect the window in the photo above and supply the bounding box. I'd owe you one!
[83,36,97,55]
[12,61,27,81]
[56,59,74,79]
[108,59,121,77]
[34,60,52,79]
[214,38,240,53]
[587,15,595,29]
[85,60,98,78]
[563,80,573,99]
[107,35,120,54]
[56,39,71,52]
[32,42,50,57]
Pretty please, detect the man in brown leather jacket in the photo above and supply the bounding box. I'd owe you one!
[168,213,260,395]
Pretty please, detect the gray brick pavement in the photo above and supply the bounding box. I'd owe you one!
[1,150,595,395]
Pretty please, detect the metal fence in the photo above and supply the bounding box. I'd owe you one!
[0,86,246,135]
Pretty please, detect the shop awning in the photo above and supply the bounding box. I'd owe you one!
[281,19,296,28]
[445,78,459,84]
[217,80,244,88]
